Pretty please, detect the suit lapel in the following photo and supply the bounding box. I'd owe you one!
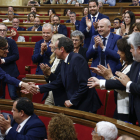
[106,33,113,49]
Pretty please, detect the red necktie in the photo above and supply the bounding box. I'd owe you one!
[16,124,21,132]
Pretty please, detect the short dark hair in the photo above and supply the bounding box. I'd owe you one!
[114,18,121,24]
[117,38,133,65]
[53,15,60,20]
[48,113,78,140]
[69,12,76,16]
[31,6,36,10]
[57,37,74,53]
[88,0,98,6]
[14,97,34,116]
[0,37,7,48]
[48,9,56,15]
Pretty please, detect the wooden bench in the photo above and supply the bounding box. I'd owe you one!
[0,99,140,139]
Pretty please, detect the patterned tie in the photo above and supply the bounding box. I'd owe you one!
[16,124,21,132]
[100,38,106,66]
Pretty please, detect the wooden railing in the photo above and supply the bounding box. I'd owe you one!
[0,99,140,139]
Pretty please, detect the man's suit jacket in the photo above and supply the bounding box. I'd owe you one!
[1,38,19,78]
[27,26,42,31]
[32,39,52,75]
[5,114,47,140]
[58,24,67,37]
[39,52,102,112]
[79,13,109,48]
[129,4,140,6]
[17,27,25,31]
[66,20,80,30]
[110,28,115,32]
[52,0,66,4]
[105,61,140,124]
[86,33,122,79]
[42,60,67,106]
[0,67,20,87]
[78,46,88,62]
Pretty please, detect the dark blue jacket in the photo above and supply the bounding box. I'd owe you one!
[58,24,67,36]
[1,37,19,78]
[39,52,102,112]
[27,26,42,31]
[5,114,47,140]
[79,13,109,48]
[66,20,80,30]
[86,33,122,79]
[32,39,52,75]
[17,27,26,31]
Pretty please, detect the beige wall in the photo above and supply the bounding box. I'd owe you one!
[1,0,29,6]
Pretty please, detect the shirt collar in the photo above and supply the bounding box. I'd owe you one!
[91,12,99,19]
[64,54,69,63]
[101,32,110,40]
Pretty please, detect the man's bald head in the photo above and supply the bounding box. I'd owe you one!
[118,135,136,140]
[97,18,111,37]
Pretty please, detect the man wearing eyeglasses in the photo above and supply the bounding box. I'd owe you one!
[0,23,19,100]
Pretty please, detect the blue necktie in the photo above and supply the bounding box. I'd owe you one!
[91,17,96,36]
[92,17,96,23]
[100,38,106,66]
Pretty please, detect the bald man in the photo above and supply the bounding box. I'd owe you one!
[86,18,122,79]
[27,17,42,31]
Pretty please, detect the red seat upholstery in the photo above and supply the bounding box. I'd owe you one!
[56,14,61,16]
[96,89,107,115]
[0,19,2,22]
[45,20,49,23]
[31,36,43,42]
[24,36,29,42]
[16,47,34,80]
[105,90,116,118]
[60,20,64,23]
[66,27,71,38]
[21,27,26,30]
[19,19,23,22]
[40,20,44,23]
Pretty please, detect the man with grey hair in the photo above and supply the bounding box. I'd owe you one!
[71,30,88,61]
[87,32,140,126]
[92,121,118,140]
[66,12,80,30]
[86,18,122,79]
[3,11,14,23]
[12,18,25,31]
[32,23,53,74]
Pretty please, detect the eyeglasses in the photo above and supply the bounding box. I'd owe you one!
[0,46,10,51]
[72,39,80,42]
[113,22,119,24]
[0,29,7,32]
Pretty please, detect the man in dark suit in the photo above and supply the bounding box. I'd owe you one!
[0,97,47,140]
[27,17,42,31]
[7,6,18,15]
[86,18,122,79]
[66,12,80,30]
[87,32,140,125]
[26,37,101,112]
[79,0,109,48]
[12,18,25,31]
[53,15,67,37]
[0,23,20,100]
[32,23,53,75]
[129,0,140,6]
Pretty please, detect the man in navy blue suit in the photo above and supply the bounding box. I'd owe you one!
[79,0,109,48]
[27,17,42,31]
[7,6,18,15]
[32,23,53,75]
[53,15,67,36]
[86,18,122,79]
[0,23,20,100]
[12,18,25,31]
[66,12,80,30]
[26,37,101,112]
[0,97,47,140]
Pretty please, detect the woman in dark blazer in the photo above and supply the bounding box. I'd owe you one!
[40,34,67,106]
[71,30,88,62]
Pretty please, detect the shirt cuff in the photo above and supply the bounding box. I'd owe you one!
[86,27,90,32]
[69,100,73,105]
[99,80,106,90]
[1,59,5,64]
[102,46,106,52]
[36,85,40,92]
[5,127,12,135]
[19,81,23,87]
[126,81,132,93]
